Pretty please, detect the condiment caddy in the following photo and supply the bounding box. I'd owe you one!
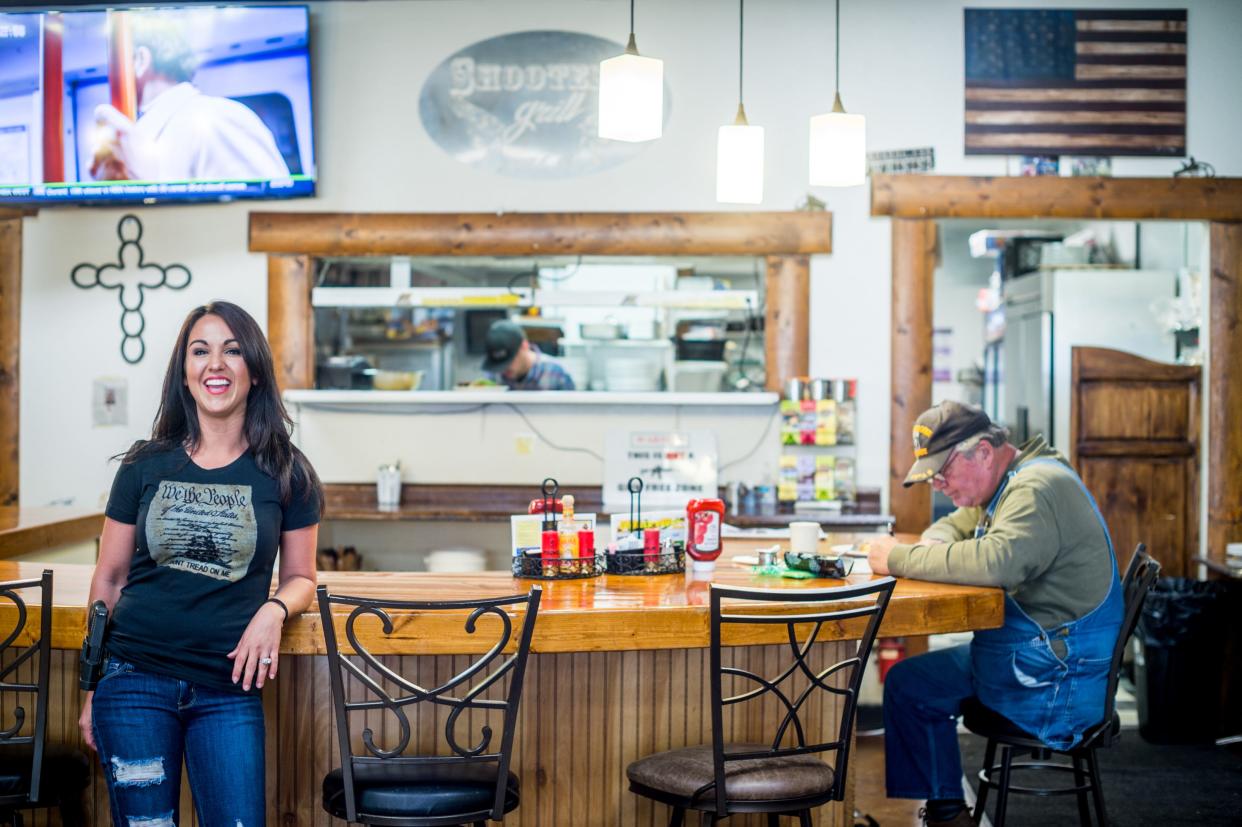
[510,477,729,579]
[512,478,604,580]
[605,477,686,575]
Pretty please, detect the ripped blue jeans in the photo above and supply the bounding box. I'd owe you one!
[91,658,265,827]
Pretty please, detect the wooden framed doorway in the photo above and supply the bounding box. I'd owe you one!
[872,174,1242,571]
[247,210,833,395]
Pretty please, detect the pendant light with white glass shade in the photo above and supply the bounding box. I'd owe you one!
[809,0,866,187]
[598,0,664,142]
[716,0,764,204]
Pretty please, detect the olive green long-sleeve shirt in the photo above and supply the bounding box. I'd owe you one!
[887,437,1114,630]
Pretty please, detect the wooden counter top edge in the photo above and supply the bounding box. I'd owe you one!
[0,510,103,560]
[14,571,1003,655]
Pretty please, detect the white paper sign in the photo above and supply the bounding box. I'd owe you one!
[604,431,717,509]
[608,509,687,543]
[511,513,596,558]
[92,377,128,427]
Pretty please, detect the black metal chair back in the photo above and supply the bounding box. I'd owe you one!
[707,577,896,816]
[317,585,541,823]
[0,570,53,808]
[1092,542,1160,745]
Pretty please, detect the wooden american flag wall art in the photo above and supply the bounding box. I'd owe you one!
[964,8,1186,156]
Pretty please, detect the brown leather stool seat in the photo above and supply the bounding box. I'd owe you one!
[627,744,835,809]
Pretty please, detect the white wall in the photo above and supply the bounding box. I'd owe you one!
[19,0,1242,509]
[290,398,779,487]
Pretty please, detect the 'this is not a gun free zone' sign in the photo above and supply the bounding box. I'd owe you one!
[604,431,718,510]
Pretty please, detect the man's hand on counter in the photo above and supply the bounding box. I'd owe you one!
[868,534,900,575]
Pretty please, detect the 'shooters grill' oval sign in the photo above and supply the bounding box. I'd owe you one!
[419,30,672,179]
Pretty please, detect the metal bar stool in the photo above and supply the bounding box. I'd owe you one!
[966,545,1161,826]
[627,577,896,826]
[0,570,91,827]
[317,585,541,826]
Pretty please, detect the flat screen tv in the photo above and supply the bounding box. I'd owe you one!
[0,5,314,205]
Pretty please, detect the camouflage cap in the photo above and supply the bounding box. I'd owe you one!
[902,401,994,487]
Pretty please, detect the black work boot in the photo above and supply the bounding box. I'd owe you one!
[919,805,976,826]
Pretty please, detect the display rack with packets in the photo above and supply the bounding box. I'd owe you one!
[778,378,857,506]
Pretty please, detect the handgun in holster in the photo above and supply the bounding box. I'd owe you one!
[79,601,109,691]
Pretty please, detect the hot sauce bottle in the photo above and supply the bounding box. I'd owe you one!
[686,498,726,571]
[643,528,662,573]
[541,529,560,577]
[558,494,580,573]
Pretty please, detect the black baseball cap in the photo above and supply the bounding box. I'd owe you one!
[480,320,525,372]
[902,401,994,487]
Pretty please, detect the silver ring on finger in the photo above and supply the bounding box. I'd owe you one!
[259,656,273,666]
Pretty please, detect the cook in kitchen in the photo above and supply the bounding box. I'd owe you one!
[481,319,575,390]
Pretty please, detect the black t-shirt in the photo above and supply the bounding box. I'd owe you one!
[104,445,319,692]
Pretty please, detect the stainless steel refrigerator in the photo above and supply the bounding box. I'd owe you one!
[984,269,1175,449]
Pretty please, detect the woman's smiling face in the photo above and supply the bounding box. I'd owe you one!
[183,314,252,419]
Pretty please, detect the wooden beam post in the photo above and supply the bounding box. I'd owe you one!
[0,218,19,506]
[871,174,1242,221]
[889,219,937,533]
[250,212,832,257]
[764,255,810,393]
[267,254,313,392]
[1209,222,1242,565]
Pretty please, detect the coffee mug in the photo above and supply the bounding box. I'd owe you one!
[789,521,820,555]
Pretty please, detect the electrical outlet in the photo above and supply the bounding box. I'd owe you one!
[515,433,535,455]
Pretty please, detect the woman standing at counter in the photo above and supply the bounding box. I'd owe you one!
[79,301,323,825]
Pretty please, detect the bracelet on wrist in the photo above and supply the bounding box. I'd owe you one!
[265,596,289,623]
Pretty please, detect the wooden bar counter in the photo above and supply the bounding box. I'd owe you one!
[0,539,1002,827]
[0,506,102,560]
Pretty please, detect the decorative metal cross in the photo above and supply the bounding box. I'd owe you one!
[70,214,192,364]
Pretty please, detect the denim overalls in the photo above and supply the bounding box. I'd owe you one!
[883,457,1123,800]
[969,458,1123,749]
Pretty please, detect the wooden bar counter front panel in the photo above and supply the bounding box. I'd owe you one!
[0,559,1002,826]
[272,646,852,827]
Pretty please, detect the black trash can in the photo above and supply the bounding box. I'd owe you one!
[1134,577,1237,744]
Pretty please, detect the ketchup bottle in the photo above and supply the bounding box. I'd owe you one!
[686,498,726,571]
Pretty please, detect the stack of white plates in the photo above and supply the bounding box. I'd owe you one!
[605,357,660,392]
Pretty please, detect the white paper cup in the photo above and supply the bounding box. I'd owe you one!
[789,521,820,555]
[376,467,402,508]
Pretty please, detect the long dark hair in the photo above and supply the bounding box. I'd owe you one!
[124,301,323,513]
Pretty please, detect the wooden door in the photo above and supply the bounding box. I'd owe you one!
[1071,347,1200,577]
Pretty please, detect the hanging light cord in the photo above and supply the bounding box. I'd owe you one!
[625,0,639,54]
[830,0,847,112]
[834,0,841,97]
[738,0,745,107]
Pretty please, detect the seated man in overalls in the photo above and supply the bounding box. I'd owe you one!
[867,401,1121,827]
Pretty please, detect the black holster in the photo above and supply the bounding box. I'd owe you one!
[79,601,109,691]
